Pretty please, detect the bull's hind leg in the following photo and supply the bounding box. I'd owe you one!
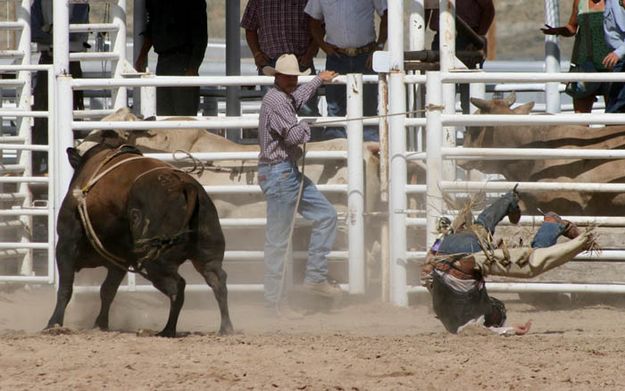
[145,262,186,338]
[192,260,234,335]
[94,266,127,330]
[46,238,77,329]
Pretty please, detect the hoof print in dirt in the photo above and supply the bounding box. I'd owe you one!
[136,329,159,337]
[42,325,75,336]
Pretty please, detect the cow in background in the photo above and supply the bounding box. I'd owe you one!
[464,93,625,215]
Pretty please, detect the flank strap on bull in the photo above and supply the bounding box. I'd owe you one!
[75,146,181,278]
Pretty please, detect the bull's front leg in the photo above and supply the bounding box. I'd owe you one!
[46,239,77,329]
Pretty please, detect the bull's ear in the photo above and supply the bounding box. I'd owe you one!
[66,147,81,169]
[503,92,517,107]
[470,97,492,112]
[513,101,534,114]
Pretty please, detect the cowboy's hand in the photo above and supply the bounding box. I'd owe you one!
[135,54,147,73]
[319,70,338,82]
[540,24,572,36]
[253,51,270,68]
[321,41,339,57]
[185,67,199,76]
[513,320,532,336]
[366,54,374,70]
[298,52,315,69]
[603,51,621,70]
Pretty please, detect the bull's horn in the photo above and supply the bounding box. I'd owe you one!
[469,97,493,112]
[503,92,517,107]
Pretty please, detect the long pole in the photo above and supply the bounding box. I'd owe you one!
[388,0,408,306]
[544,0,561,113]
[225,0,241,141]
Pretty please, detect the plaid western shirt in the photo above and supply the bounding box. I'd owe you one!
[258,77,323,163]
[240,0,313,59]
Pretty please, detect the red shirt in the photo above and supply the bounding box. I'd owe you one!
[241,0,313,59]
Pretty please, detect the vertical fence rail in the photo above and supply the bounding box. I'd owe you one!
[388,0,408,306]
[425,72,443,249]
[110,0,127,109]
[16,0,32,276]
[346,73,365,294]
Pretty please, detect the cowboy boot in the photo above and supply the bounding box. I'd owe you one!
[543,212,581,239]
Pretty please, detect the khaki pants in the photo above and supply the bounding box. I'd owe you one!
[473,232,592,278]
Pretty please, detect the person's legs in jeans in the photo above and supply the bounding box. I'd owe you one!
[531,222,565,248]
[297,175,337,283]
[258,162,300,305]
[323,54,348,139]
[475,191,521,235]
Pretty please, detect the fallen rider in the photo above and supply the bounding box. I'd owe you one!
[422,188,596,336]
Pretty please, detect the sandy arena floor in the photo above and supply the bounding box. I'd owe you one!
[0,286,624,390]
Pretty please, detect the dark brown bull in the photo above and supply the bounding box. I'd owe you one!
[46,142,233,337]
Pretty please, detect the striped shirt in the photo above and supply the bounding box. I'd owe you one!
[258,77,323,163]
[240,0,313,59]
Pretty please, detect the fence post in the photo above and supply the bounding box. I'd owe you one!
[346,73,365,294]
[111,0,127,109]
[544,0,561,113]
[378,73,390,302]
[425,72,444,248]
[141,74,157,118]
[388,0,408,306]
[16,0,33,276]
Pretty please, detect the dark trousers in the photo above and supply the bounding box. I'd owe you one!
[606,59,625,113]
[324,53,379,142]
[32,51,84,174]
[155,50,200,116]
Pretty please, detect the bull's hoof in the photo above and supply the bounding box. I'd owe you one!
[42,324,74,335]
[155,329,177,338]
[218,324,235,336]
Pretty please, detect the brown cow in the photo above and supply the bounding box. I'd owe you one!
[47,142,233,337]
[464,93,625,215]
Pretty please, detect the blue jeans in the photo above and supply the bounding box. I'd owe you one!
[323,53,379,142]
[607,59,625,113]
[258,161,337,304]
[435,192,570,255]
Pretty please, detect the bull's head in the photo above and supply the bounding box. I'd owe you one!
[76,107,151,155]
[464,93,535,148]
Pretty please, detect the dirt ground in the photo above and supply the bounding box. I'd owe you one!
[0,286,624,390]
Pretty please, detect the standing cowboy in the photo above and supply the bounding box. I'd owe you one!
[257,54,341,311]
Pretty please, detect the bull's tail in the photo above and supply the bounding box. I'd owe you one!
[131,172,200,268]
[180,181,199,232]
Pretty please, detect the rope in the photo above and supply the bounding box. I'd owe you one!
[275,144,307,313]
[304,107,435,127]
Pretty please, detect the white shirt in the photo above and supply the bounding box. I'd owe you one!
[304,0,388,49]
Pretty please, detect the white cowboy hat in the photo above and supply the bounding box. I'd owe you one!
[262,53,311,76]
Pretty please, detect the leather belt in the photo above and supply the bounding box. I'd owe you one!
[335,42,377,57]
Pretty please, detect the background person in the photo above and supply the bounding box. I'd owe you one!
[241,0,320,119]
[257,54,341,312]
[31,0,89,175]
[541,0,610,113]
[602,0,625,112]
[134,0,207,116]
[305,0,387,142]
